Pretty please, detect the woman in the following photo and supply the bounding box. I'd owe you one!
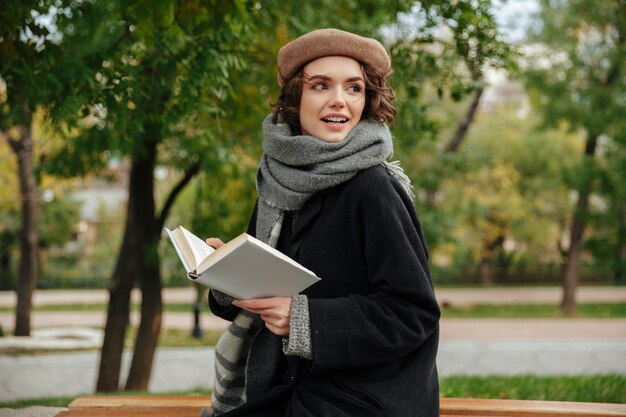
[206,28,440,417]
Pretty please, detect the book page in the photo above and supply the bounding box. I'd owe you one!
[165,228,192,273]
[179,226,215,270]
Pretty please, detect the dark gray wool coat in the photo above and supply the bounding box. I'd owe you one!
[209,165,440,417]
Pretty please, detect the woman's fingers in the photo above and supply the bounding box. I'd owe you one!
[235,297,292,336]
[235,297,286,311]
[205,237,225,249]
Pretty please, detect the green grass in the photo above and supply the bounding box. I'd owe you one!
[150,328,223,348]
[440,375,626,403]
[440,303,626,318]
[3,302,624,318]
[1,375,623,409]
[0,389,212,409]
[0,395,78,409]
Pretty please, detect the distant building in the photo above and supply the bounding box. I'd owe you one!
[66,163,129,256]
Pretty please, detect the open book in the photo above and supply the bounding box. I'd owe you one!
[164,226,320,299]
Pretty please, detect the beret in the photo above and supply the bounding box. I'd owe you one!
[277,28,391,86]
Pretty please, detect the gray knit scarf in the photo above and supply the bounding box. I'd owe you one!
[210,115,413,415]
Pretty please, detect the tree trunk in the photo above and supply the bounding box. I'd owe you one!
[479,232,504,285]
[96,137,159,392]
[561,134,598,315]
[8,127,38,337]
[96,258,133,391]
[95,119,200,392]
[124,148,201,390]
[479,256,495,285]
[125,263,162,390]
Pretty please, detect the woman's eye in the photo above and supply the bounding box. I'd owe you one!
[312,83,327,90]
[347,85,362,93]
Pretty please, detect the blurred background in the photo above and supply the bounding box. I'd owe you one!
[0,0,624,412]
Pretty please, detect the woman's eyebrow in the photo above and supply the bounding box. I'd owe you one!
[306,74,332,81]
[306,74,364,83]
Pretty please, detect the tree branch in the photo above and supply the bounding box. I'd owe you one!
[444,86,484,153]
[156,161,201,231]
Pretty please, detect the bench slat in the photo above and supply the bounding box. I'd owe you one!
[440,398,626,417]
[56,395,626,417]
[55,396,211,417]
[65,395,211,408]
[56,407,206,417]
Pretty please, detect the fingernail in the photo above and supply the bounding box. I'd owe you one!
[232,300,240,306]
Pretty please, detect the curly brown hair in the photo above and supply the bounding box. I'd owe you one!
[272,62,396,134]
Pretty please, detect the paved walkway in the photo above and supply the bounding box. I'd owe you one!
[2,286,626,341]
[2,285,626,308]
[2,311,626,342]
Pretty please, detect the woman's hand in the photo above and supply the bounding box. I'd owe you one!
[234,297,292,336]
[205,238,225,249]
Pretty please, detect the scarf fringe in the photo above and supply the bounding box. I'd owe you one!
[383,161,415,202]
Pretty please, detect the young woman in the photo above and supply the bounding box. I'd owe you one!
[206,28,440,417]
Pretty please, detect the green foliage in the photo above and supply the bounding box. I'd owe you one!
[36,0,260,179]
[9,0,608,287]
[385,1,519,257]
[390,0,518,147]
[409,97,582,269]
[0,118,83,251]
[0,0,113,140]
[449,107,579,264]
[38,193,81,248]
[525,0,625,139]
[585,139,626,281]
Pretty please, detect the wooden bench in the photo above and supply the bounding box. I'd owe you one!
[56,395,626,417]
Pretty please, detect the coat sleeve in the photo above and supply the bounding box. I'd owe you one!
[308,171,440,372]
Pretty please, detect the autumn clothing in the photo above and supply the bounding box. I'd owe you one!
[210,156,440,416]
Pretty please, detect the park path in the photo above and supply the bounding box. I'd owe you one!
[2,285,626,307]
[1,285,626,340]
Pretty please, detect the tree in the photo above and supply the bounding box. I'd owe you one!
[525,0,626,313]
[0,0,67,335]
[37,0,281,392]
[3,131,38,335]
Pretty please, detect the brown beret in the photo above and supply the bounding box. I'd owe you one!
[277,28,391,86]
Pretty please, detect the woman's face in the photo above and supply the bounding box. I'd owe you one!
[299,56,366,143]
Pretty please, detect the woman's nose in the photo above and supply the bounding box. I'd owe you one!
[329,87,346,108]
